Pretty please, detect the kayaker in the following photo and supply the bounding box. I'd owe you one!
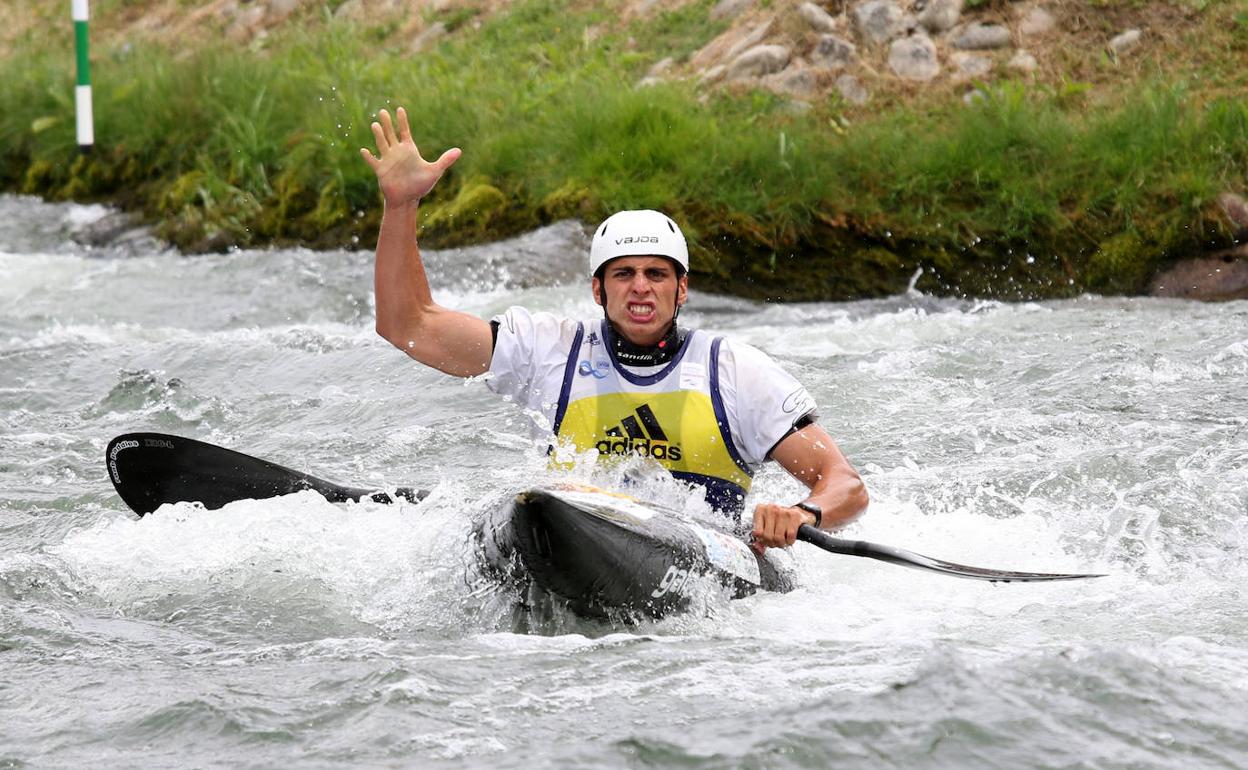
[360,107,868,550]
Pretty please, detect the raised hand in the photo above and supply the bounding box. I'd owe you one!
[359,106,461,206]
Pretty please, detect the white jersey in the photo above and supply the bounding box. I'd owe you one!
[486,307,816,510]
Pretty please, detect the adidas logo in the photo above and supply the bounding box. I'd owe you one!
[595,404,683,461]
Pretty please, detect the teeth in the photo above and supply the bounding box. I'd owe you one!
[629,304,653,315]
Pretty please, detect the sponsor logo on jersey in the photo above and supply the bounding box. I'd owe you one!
[578,359,610,378]
[595,404,683,461]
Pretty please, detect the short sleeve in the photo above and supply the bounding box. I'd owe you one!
[486,306,581,417]
[716,340,817,467]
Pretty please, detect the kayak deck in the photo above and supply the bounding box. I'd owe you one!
[474,486,793,620]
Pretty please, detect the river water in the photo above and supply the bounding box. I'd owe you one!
[2,193,1246,768]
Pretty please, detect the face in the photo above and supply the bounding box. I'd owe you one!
[592,256,689,346]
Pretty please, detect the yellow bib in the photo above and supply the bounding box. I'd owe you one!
[550,324,753,512]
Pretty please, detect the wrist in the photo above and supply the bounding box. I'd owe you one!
[794,501,822,528]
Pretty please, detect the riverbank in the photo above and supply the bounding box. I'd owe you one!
[1,0,1245,300]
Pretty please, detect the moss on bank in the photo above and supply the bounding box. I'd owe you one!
[1,0,1245,300]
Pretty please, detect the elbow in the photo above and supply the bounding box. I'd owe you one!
[376,321,412,352]
[843,473,869,519]
[851,477,869,516]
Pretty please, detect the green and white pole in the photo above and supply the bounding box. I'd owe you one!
[72,0,94,151]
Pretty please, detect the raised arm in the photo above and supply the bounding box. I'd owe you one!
[751,423,868,550]
[360,106,493,377]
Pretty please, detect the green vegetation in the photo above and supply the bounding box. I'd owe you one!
[0,0,1245,299]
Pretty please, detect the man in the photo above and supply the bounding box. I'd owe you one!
[360,107,867,550]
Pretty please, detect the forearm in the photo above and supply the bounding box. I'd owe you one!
[801,468,868,530]
[374,198,434,346]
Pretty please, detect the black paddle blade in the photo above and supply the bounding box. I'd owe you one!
[798,526,1105,583]
[106,433,424,516]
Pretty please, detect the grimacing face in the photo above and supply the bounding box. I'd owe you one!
[591,256,688,346]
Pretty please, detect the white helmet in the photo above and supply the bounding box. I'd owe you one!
[589,210,689,277]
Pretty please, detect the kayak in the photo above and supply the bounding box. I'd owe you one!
[103,432,1104,622]
[474,485,794,620]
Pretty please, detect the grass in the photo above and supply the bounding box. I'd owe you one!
[0,0,1245,299]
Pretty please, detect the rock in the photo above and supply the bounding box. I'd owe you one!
[710,0,752,22]
[1219,192,1248,238]
[799,2,838,33]
[1108,29,1142,54]
[727,44,792,80]
[691,18,773,70]
[71,211,142,247]
[1008,49,1039,73]
[266,0,301,23]
[811,34,856,69]
[950,51,992,81]
[332,0,360,18]
[628,0,664,16]
[698,64,727,85]
[836,73,870,104]
[953,22,1012,50]
[643,57,673,87]
[227,5,265,41]
[888,34,940,81]
[409,21,447,54]
[853,0,904,46]
[1150,252,1248,301]
[963,88,987,105]
[1017,5,1056,39]
[761,64,822,99]
[918,0,962,34]
[646,57,675,79]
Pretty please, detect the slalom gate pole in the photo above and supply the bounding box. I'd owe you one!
[72,0,94,152]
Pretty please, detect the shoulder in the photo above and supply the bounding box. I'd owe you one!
[493,306,582,347]
[714,336,816,420]
[714,337,792,383]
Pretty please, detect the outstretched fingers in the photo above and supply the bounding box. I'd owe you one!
[378,108,398,147]
[435,147,463,172]
[396,106,413,144]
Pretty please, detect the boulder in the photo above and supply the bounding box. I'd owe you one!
[1008,49,1039,73]
[836,73,870,104]
[691,18,773,70]
[811,34,857,69]
[762,64,823,99]
[950,51,993,81]
[1016,5,1056,39]
[1108,29,1142,54]
[1149,252,1248,301]
[953,22,1012,50]
[853,0,905,46]
[888,34,940,81]
[266,0,302,23]
[918,0,962,34]
[698,64,728,85]
[799,2,839,33]
[409,21,448,54]
[727,44,792,80]
[710,0,753,22]
[1219,192,1248,238]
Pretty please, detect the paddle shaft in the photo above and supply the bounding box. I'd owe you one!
[797,525,1104,583]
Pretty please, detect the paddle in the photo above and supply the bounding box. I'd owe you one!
[105,432,425,516]
[797,525,1104,582]
[105,432,1103,582]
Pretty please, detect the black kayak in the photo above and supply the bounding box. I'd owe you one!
[474,485,794,620]
[105,432,1102,624]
